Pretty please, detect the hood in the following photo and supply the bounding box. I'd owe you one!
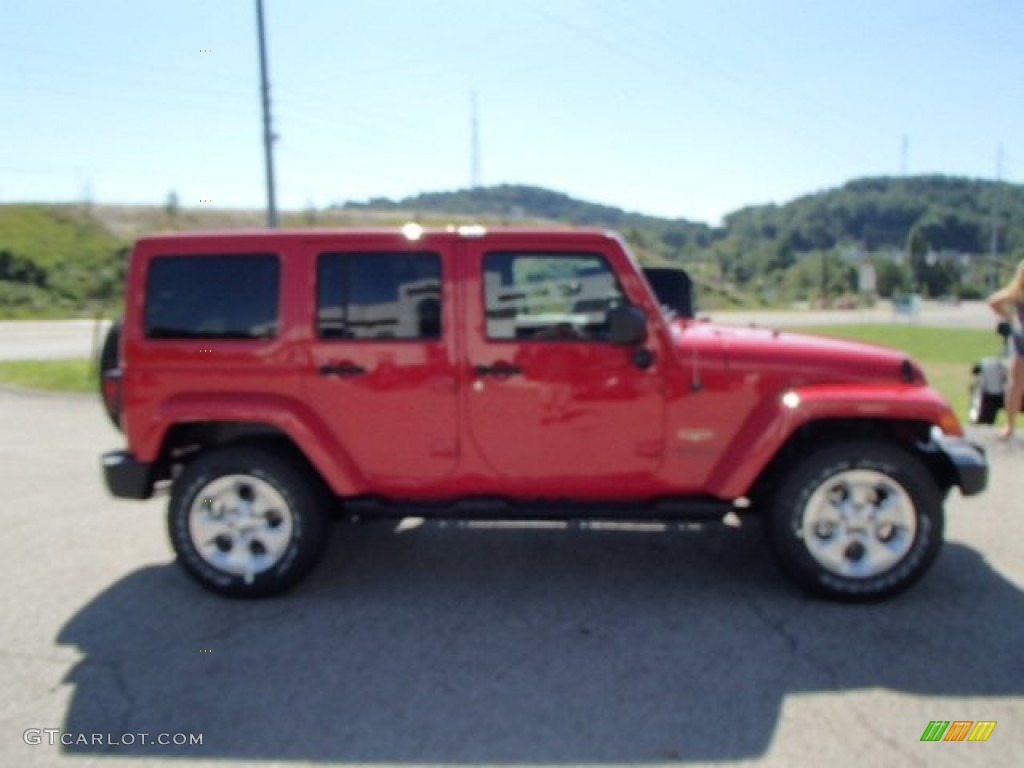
[676,321,924,387]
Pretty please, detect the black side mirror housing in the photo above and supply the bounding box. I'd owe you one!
[608,305,648,346]
[997,321,1012,339]
[643,267,695,319]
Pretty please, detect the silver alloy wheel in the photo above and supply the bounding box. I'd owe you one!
[798,469,917,580]
[188,474,295,580]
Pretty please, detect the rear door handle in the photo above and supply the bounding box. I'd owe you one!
[474,363,522,377]
[318,362,367,377]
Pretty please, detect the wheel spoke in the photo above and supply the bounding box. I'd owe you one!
[810,531,855,574]
[849,482,874,510]
[859,532,904,573]
[219,538,254,572]
[872,491,907,526]
[194,514,234,541]
[252,521,291,559]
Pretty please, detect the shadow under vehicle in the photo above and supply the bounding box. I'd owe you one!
[57,523,1023,763]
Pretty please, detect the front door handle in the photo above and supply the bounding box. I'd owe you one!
[318,362,367,377]
[474,363,522,377]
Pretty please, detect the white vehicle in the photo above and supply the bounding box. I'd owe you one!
[968,322,1023,424]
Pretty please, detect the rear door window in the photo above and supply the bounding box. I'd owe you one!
[317,251,442,340]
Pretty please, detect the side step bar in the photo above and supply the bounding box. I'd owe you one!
[341,495,735,523]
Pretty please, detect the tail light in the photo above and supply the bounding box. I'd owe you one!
[937,409,964,438]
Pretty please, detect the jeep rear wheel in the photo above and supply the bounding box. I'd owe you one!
[766,441,943,602]
[168,447,329,597]
[98,318,122,431]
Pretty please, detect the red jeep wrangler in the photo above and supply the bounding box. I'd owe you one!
[100,226,987,600]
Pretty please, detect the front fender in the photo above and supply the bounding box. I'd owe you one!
[705,383,961,499]
[132,392,366,495]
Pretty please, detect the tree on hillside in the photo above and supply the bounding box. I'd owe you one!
[873,259,909,298]
[906,226,929,292]
[0,249,48,287]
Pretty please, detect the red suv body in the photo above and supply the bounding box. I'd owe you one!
[101,227,987,600]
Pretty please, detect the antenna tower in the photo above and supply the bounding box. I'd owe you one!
[471,91,481,188]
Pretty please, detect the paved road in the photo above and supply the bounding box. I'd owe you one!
[0,319,112,361]
[0,387,1022,768]
[708,299,997,330]
[0,301,999,361]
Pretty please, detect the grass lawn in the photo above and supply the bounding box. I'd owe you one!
[0,358,95,393]
[798,324,997,422]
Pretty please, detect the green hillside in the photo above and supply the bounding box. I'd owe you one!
[710,176,1023,302]
[342,183,715,255]
[0,205,127,317]
[0,203,553,318]
[343,176,1024,303]
[2,175,1023,318]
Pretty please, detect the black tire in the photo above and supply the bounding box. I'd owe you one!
[967,379,1001,425]
[168,447,330,597]
[765,441,944,602]
[98,318,122,431]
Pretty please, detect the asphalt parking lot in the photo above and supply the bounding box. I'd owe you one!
[1,386,1022,768]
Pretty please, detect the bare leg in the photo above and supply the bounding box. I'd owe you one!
[1000,356,1024,438]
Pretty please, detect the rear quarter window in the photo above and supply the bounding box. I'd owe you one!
[144,254,280,339]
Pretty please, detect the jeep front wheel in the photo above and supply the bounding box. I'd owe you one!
[766,441,943,602]
[168,447,329,597]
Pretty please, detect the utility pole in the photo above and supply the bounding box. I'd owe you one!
[256,0,278,228]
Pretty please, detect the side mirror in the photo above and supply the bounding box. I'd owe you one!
[643,267,695,318]
[608,305,648,346]
[997,321,1012,339]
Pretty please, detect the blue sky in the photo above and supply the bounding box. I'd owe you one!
[2,0,1020,224]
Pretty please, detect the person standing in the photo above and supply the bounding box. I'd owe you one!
[988,259,1024,439]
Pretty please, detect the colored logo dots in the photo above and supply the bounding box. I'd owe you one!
[199,348,213,353]
[921,720,997,742]
[200,49,213,53]
[200,649,214,653]
[199,199,213,203]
